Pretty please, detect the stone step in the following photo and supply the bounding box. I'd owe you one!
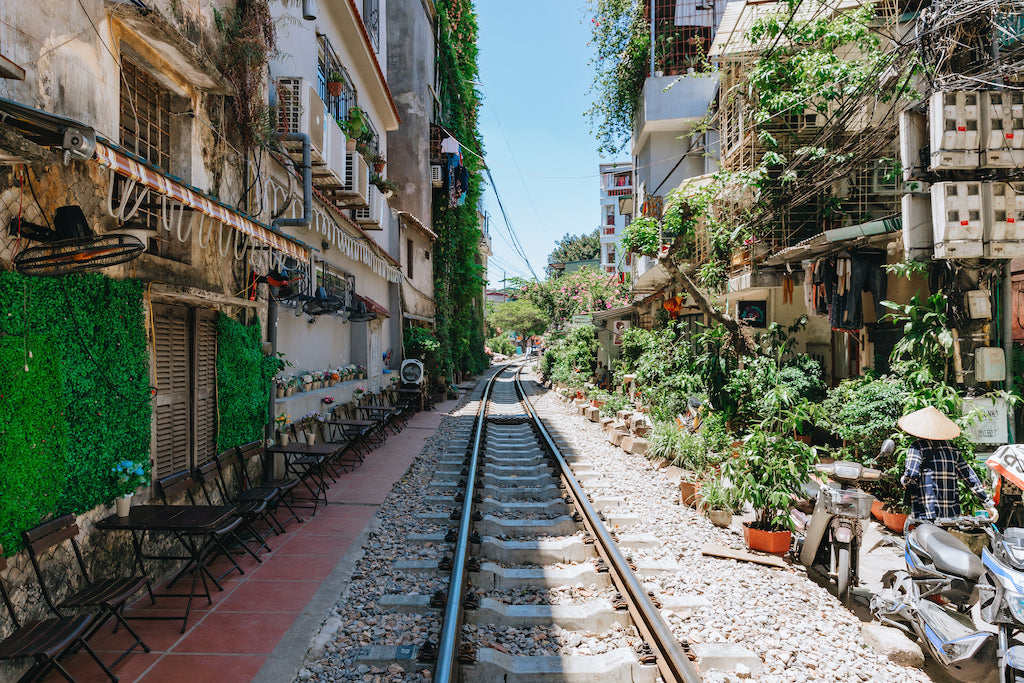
[471,562,611,590]
[480,536,597,564]
[462,647,658,683]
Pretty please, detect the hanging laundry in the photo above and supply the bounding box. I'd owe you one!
[440,136,460,156]
[803,262,816,317]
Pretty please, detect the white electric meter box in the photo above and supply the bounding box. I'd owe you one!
[965,290,992,319]
[902,192,933,261]
[975,347,1006,382]
[900,108,928,180]
[985,182,1024,258]
[929,91,981,170]
[982,91,1024,168]
[932,182,984,258]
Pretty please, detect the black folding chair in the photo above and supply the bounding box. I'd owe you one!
[234,440,304,527]
[216,446,298,532]
[194,460,275,552]
[155,472,259,587]
[22,515,151,668]
[0,547,116,683]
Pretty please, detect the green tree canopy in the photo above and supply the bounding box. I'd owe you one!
[487,299,550,337]
[547,229,600,267]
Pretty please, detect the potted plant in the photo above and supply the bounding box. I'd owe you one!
[299,411,324,445]
[342,107,368,150]
[275,377,286,399]
[356,364,366,380]
[322,395,334,406]
[353,385,365,402]
[329,370,340,387]
[699,473,738,528]
[726,408,817,554]
[275,412,291,445]
[111,459,150,516]
[327,70,344,97]
[301,373,313,392]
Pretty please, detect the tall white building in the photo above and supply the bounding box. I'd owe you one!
[598,162,634,277]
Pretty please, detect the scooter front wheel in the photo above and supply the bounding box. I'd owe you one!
[836,543,852,604]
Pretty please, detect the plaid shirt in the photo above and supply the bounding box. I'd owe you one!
[903,439,991,520]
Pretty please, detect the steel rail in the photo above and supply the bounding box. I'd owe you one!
[514,369,703,683]
[432,364,508,683]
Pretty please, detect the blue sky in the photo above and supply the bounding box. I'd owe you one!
[475,1,624,286]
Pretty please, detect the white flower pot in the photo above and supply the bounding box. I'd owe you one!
[306,432,316,445]
[116,494,133,517]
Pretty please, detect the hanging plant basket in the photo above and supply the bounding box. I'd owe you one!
[327,81,343,97]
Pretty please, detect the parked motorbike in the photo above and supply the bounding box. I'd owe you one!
[794,440,888,604]
[870,511,1024,683]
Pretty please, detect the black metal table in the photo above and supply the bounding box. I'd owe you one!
[96,505,237,632]
[265,442,339,513]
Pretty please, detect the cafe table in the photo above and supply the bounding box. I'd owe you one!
[264,442,339,513]
[95,504,236,632]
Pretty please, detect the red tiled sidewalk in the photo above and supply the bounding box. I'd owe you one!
[43,399,457,683]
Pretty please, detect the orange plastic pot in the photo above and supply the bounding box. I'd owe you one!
[871,500,885,522]
[742,522,792,555]
[883,510,909,534]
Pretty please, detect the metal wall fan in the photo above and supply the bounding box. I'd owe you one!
[12,206,144,276]
[302,286,345,316]
[345,300,378,323]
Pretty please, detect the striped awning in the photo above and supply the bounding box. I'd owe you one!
[94,140,308,261]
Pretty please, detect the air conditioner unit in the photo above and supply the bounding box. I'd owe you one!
[430,164,443,187]
[869,162,903,196]
[353,184,383,228]
[320,118,348,189]
[899,108,928,180]
[338,151,370,208]
[929,91,980,170]
[276,77,328,166]
[982,91,1024,168]
[985,182,1024,258]
[932,181,984,258]
[902,192,932,262]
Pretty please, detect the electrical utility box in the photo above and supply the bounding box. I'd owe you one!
[965,290,992,319]
[929,91,981,170]
[902,188,933,261]
[975,347,1006,382]
[932,181,984,258]
[985,182,1024,258]
[900,108,928,180]
[982,91,1024,168]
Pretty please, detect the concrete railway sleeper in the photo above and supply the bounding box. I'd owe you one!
[361,364,701,683]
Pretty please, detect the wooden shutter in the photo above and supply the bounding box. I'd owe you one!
[153,304,191,478]
[193,310,218,465]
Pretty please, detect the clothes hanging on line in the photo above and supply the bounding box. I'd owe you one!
[808,248,887,331]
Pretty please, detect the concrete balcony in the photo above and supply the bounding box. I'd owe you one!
[633,73,719,150]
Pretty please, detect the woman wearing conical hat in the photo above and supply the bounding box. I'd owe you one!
[898,406,997,521]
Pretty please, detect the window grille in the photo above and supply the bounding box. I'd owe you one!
[362,0,380,52]
[648,0,718,76]
[317,35,357,123]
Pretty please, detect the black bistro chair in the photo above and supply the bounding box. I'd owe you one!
[0,546,116,682]
[22,515,151,668]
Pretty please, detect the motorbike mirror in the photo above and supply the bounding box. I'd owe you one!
[879,439,896,457]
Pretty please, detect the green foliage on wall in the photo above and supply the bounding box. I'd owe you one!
[0,338,69,555]
[216,313,276,452]
[0,272,151,556]
[432,0,489,387]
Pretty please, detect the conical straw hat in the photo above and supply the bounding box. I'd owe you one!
[898,406,961,440]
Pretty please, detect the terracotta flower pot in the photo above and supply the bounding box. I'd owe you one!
[742,522,792,555]
[883,510,909,534]
[870,500,885,522]
[679,479,701,507]
[327,81,343,97]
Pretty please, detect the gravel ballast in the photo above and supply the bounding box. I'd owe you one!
[295,371,934,683]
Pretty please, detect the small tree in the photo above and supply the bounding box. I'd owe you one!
[487,299,550,338]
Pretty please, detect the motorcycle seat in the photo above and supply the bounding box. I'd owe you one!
[911,523,986,581]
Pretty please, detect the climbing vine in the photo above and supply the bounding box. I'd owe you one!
[213,0,276,149]
[431,0,488,390]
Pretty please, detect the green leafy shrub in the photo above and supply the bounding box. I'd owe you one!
[486,335,515,356]
[216,314,279,452]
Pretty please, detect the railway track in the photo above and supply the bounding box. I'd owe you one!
[397,364,702,682]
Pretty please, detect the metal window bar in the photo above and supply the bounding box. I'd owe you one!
[648,0,718,76]
[362,0,380,52]
[317,35,358,125]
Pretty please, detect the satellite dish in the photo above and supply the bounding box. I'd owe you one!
[401,359,425,384]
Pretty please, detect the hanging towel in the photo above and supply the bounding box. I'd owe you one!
[440,136,460,155]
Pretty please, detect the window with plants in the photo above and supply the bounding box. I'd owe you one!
[0,272,151,556]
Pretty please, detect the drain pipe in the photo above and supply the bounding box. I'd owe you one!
[265,133,313,478]
[1003,261,1015,441]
